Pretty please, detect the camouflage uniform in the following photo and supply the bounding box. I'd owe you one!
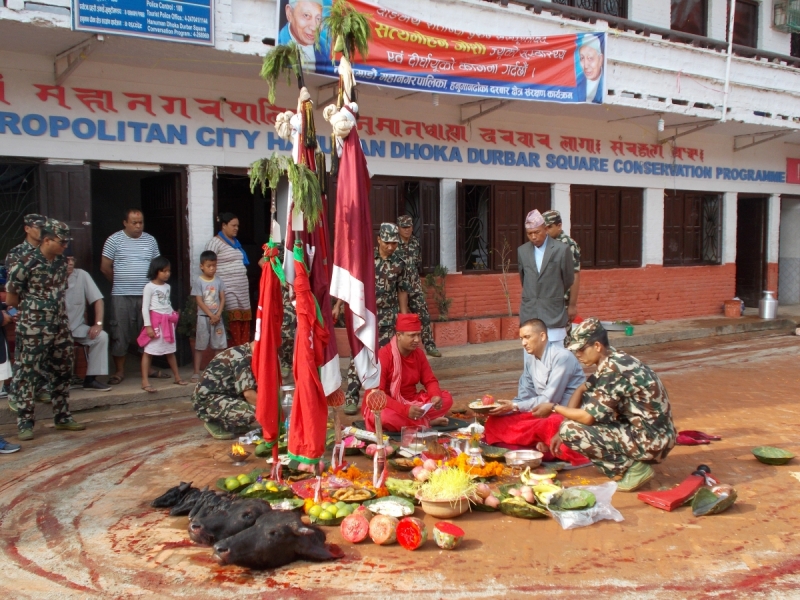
[396,215,437,353]
[559,319,676,478]
[7,219,74,431]
[542,210,580,303]
[345,223,412,407]
[279,283,296,373]
[4,214,46,272]
[192,343,257,432]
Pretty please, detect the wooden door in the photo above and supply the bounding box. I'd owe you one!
[369,178,400,246]
[735,196,767,307]
[141,174,183,303]
[38,164,92,269]
[595,188,620,268]
[419,180,439,273]
[492,184,523,270]
[570,186,595,268]
[619,188,643,267]
[456,181,465,271]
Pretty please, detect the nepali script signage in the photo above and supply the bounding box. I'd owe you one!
[311,0,605,104]
[73,0,214,46]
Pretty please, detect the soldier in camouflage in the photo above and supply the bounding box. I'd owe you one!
[335,223,412,415]
[192,342,258,440]
[6,219,85,440]
[4,213,46,273]
[396,214,440,358]
[549,318,676,492]
[542,210,581,323]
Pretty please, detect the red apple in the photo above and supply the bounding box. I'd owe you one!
[482,394,495,406]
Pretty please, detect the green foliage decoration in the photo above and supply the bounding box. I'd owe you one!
[260,42,301,105]
[249,153,323,230]
[320,0,371,63]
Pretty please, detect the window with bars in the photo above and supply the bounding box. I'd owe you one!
[671,0,707,36]
[0,164,39,270]
[456,182,550,272]
[551,0,627,18]
[570,186,643,269]
[663,191,722,266]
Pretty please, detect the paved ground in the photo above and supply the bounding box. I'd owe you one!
[2,331,800,599]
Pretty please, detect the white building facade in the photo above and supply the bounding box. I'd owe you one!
[1,0,799,328]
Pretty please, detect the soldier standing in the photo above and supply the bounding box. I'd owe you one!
[550,318,676,492]
[6,219,85,440]
[5,213,46,272]
[335,223,411,415]
[192,342,257,440]
[542,210,581,324]
[396,215,440,358]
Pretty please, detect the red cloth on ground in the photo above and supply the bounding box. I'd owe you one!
[288,245,330,463]
[484,413,588,466]
[362,343,449,432]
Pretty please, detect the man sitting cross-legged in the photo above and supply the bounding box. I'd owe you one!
[552,318,677,492]
[363,313,453,432]
[484,319,588,466]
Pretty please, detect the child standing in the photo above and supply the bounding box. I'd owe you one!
[140,256,186,393]
[190,250,227,381]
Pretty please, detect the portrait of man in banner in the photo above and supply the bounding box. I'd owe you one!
[578,33,604,104]
[277,0,332,70]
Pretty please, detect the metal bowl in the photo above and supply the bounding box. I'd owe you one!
[504,450,543,468]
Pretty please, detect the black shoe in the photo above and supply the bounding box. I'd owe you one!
[84,380,112,392]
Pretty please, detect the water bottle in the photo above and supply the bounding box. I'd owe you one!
[280,385,294,443]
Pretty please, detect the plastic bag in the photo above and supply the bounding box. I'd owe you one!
[548,482,624,530]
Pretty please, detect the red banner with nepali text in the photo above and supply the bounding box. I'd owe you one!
[311,0,605,104]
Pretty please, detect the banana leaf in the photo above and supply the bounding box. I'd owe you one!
[549,488,596,511]
[691,487,738,517]
[499,496,549,519]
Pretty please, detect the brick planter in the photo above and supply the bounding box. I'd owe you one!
[468,317,501,344]
[500,316,520,340]
[433,320,468,347]
[334,327,351,358]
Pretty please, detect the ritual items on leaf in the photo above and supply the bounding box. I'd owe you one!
[362,496,415,518]
[331,486,375,502]
[305,499,361,526]
[691,485,738,517]
[385,478,420,502]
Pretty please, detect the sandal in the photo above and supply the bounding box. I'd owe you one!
[108,375,125,385]
[190,374,200,382]
[141,385,157,394]
[174,379,189,386]
[151,370,172,379]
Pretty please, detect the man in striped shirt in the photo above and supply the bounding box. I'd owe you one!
[100,209,160,385]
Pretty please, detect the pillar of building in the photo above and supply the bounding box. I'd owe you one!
[767,193,782,294]
[187,165,215,273]
[779,197,800,305]
[642,188,665,266]
[440,179,458,272]
[722,192,738,265]
[551,183,571,233]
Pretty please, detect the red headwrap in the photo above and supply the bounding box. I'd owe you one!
[396,313,422,332]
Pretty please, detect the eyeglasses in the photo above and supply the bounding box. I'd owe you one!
[57,238,70,246]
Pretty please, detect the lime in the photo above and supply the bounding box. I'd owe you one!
[335,507,351,519]
[320,502,333,510]
[335,501,347,510]
[224,478,240,491]
[237,474,252,485]
[266,484,278,492]
[318,510,334,521]
[308,505,323,518]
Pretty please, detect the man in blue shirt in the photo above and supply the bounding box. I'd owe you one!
[483,318,588,465]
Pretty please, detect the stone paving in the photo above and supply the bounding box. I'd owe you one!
[1,332,800,599]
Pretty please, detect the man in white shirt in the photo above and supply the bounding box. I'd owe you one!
[277,0,328,68]
[483,319,589,466]
[66,254,111,391]
[100,209,161,385]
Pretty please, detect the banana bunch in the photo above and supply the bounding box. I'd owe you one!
[520,466,557,485]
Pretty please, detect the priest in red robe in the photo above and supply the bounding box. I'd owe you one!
[363,314,453,432]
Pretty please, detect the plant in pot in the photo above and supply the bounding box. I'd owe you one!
[416,466,477,518]
[424,265,452,322]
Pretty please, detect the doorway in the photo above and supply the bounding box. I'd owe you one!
[735,196,768,307]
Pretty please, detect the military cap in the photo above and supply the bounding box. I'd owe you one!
[23,213,47,228]
[379,222,400,243]
[397,215,413,228]
[566,317,605,352]
[542,210,562,226]
[41,218,72,241]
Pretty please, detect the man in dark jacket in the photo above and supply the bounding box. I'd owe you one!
[517,209,574,347]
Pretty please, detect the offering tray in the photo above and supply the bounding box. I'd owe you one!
[468,400,500,415]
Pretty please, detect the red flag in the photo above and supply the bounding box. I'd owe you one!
[287,242,330,465]
[283,112,341,397]
[253,242,284,446]
[330,129,380,390]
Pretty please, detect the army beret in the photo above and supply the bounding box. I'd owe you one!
[566,317,605,352]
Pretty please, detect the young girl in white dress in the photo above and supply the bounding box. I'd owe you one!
[140,256,188,393]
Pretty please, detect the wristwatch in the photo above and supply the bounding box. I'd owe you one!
[96,321,103,326]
